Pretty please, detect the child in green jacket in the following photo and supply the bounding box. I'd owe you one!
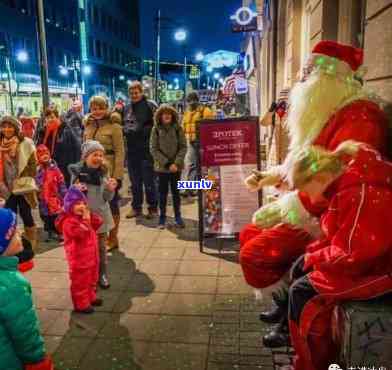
[0,208,53,370]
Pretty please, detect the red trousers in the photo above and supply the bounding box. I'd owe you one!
[69,265,98,311]
[239,223,313,288]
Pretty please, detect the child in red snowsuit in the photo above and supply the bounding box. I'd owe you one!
[56,186,103,314]
[285,141,392,370]
[36,145,67,242]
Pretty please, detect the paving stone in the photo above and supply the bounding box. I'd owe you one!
[37,309,63,334]
[161,293,214,315]
[49,336,94,370]
[217,277,253,295]
[128,273,174,293]
[171,275,217,294]
[32,288,73,310]
[219,260,243,277]
[177,260,220,276]
[114,292,168,314]
[34,257,69,272]
[139,260,181,275]
[148,315,212,344]
[214,295,242,311]
[145,246,186,260]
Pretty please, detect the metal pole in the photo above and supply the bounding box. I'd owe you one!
[155,9,161,102]
[35,0,50,110]
[183,50,187,108]
[73,58,79,97]
[252,33,262,115]
[5,56,14,115]
[112,77,116,103]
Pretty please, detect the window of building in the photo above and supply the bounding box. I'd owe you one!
[95,39,101,59]
[300,0,311,71]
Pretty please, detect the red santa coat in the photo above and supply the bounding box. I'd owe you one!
[240,99,389,289]
[291,146,392,370]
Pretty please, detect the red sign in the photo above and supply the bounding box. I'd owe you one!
[200,121,258,167]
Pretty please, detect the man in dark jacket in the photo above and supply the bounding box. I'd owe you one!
[123,81,158,219]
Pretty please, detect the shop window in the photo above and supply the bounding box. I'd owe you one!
[300,1,311,71]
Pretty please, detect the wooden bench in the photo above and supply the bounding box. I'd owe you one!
[340,294,392,369]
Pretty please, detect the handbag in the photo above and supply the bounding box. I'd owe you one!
[12,177,39,195]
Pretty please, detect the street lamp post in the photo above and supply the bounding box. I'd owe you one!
[35,0,50,110]
[174,29,187,108]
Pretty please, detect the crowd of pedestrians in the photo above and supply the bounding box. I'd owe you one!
[0,81,215,369]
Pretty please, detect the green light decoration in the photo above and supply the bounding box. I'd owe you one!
[327,64,336,74]
[287,210,300,225]
[310,162,319,174]
[315,56,325,66]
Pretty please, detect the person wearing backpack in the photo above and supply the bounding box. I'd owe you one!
[182,92,215,197]
[123,81,159,219]
[150,105,187,229]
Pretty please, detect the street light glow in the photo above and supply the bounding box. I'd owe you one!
[174,29,187,42]
[17,50,28,63]
[168,84,173,89]
[196,52,204,62]
[174,78,179,83]
[119,75,125,81]
[82,65,92,75]
[219,78,224,84]
[206,66,213,73]
[59,66,69,76]
[214,72,220,80]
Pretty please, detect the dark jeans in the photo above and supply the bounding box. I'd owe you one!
[5,195,35,227]
[40,214,58,234]
[110,186,121,216]
[158,172,181,218]
[127,152,158,211]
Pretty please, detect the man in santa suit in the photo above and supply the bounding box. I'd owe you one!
[239,40,389,346]
[284,141,392,370]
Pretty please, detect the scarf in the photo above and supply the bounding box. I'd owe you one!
[78,163,103,186]
[43,118,61,155]
[0,136,19,187]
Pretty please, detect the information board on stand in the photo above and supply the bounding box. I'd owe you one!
[197,117,261,252]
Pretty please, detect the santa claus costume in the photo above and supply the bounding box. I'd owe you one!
[285,143,392,370]
[240,41,389,291]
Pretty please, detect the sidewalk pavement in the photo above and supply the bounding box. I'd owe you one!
[25,199,291,370]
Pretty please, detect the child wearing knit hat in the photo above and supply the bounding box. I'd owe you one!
[68,140,117,289]
[56,186,103,314]
[36,144,67,242]
[0,208,54,369]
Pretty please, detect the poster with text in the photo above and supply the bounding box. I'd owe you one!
[199,118,260,235]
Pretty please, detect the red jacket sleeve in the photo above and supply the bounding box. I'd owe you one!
[90,213,103,231]
[323,101,388,154]
[304,184,392,273]
[63,219,91,240]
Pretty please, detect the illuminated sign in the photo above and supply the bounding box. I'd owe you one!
[230,6,258,33]
[204,50,240,69]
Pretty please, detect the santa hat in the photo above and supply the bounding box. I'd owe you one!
[312,40,363,72]
[36,145,51,164]
[63,186,87,213]
[0,208,17,255]
[0,116,22,133]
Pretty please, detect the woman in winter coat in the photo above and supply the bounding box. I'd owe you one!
[68,140,117,289]
[150,104,187,228]
[0,208,53,370]
[56,186,103,314]
[84,96,124,252]
[286,141,392,370]
[0,116,38,250]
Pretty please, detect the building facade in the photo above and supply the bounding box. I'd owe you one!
[0,0,141,115]
[246,0,392,169]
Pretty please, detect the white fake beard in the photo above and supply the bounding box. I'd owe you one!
[287,71,362,151]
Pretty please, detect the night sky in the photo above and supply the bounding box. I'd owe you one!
[140,0,243,62]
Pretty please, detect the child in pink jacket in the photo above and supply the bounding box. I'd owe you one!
[56,186,103,314]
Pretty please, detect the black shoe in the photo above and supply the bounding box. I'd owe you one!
[259,304,284,324]
[260,287,289,324]
[75,306,95,314]
[146,208,158,220]
[99,274,110,289]
[92,298,103,307]
[262,319,290,348]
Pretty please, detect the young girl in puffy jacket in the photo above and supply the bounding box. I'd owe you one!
[0,208,53,370]
[36,145,67,242]
[56,186,103,314]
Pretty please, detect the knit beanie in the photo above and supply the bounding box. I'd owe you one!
[36,145,51,164]
[63,186,87,213]
[0,208,17,255]
[0,116,22,133]
[81,140,105,160]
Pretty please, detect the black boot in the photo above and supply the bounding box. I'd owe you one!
[259,287,289,324]
[262,317,290,348]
